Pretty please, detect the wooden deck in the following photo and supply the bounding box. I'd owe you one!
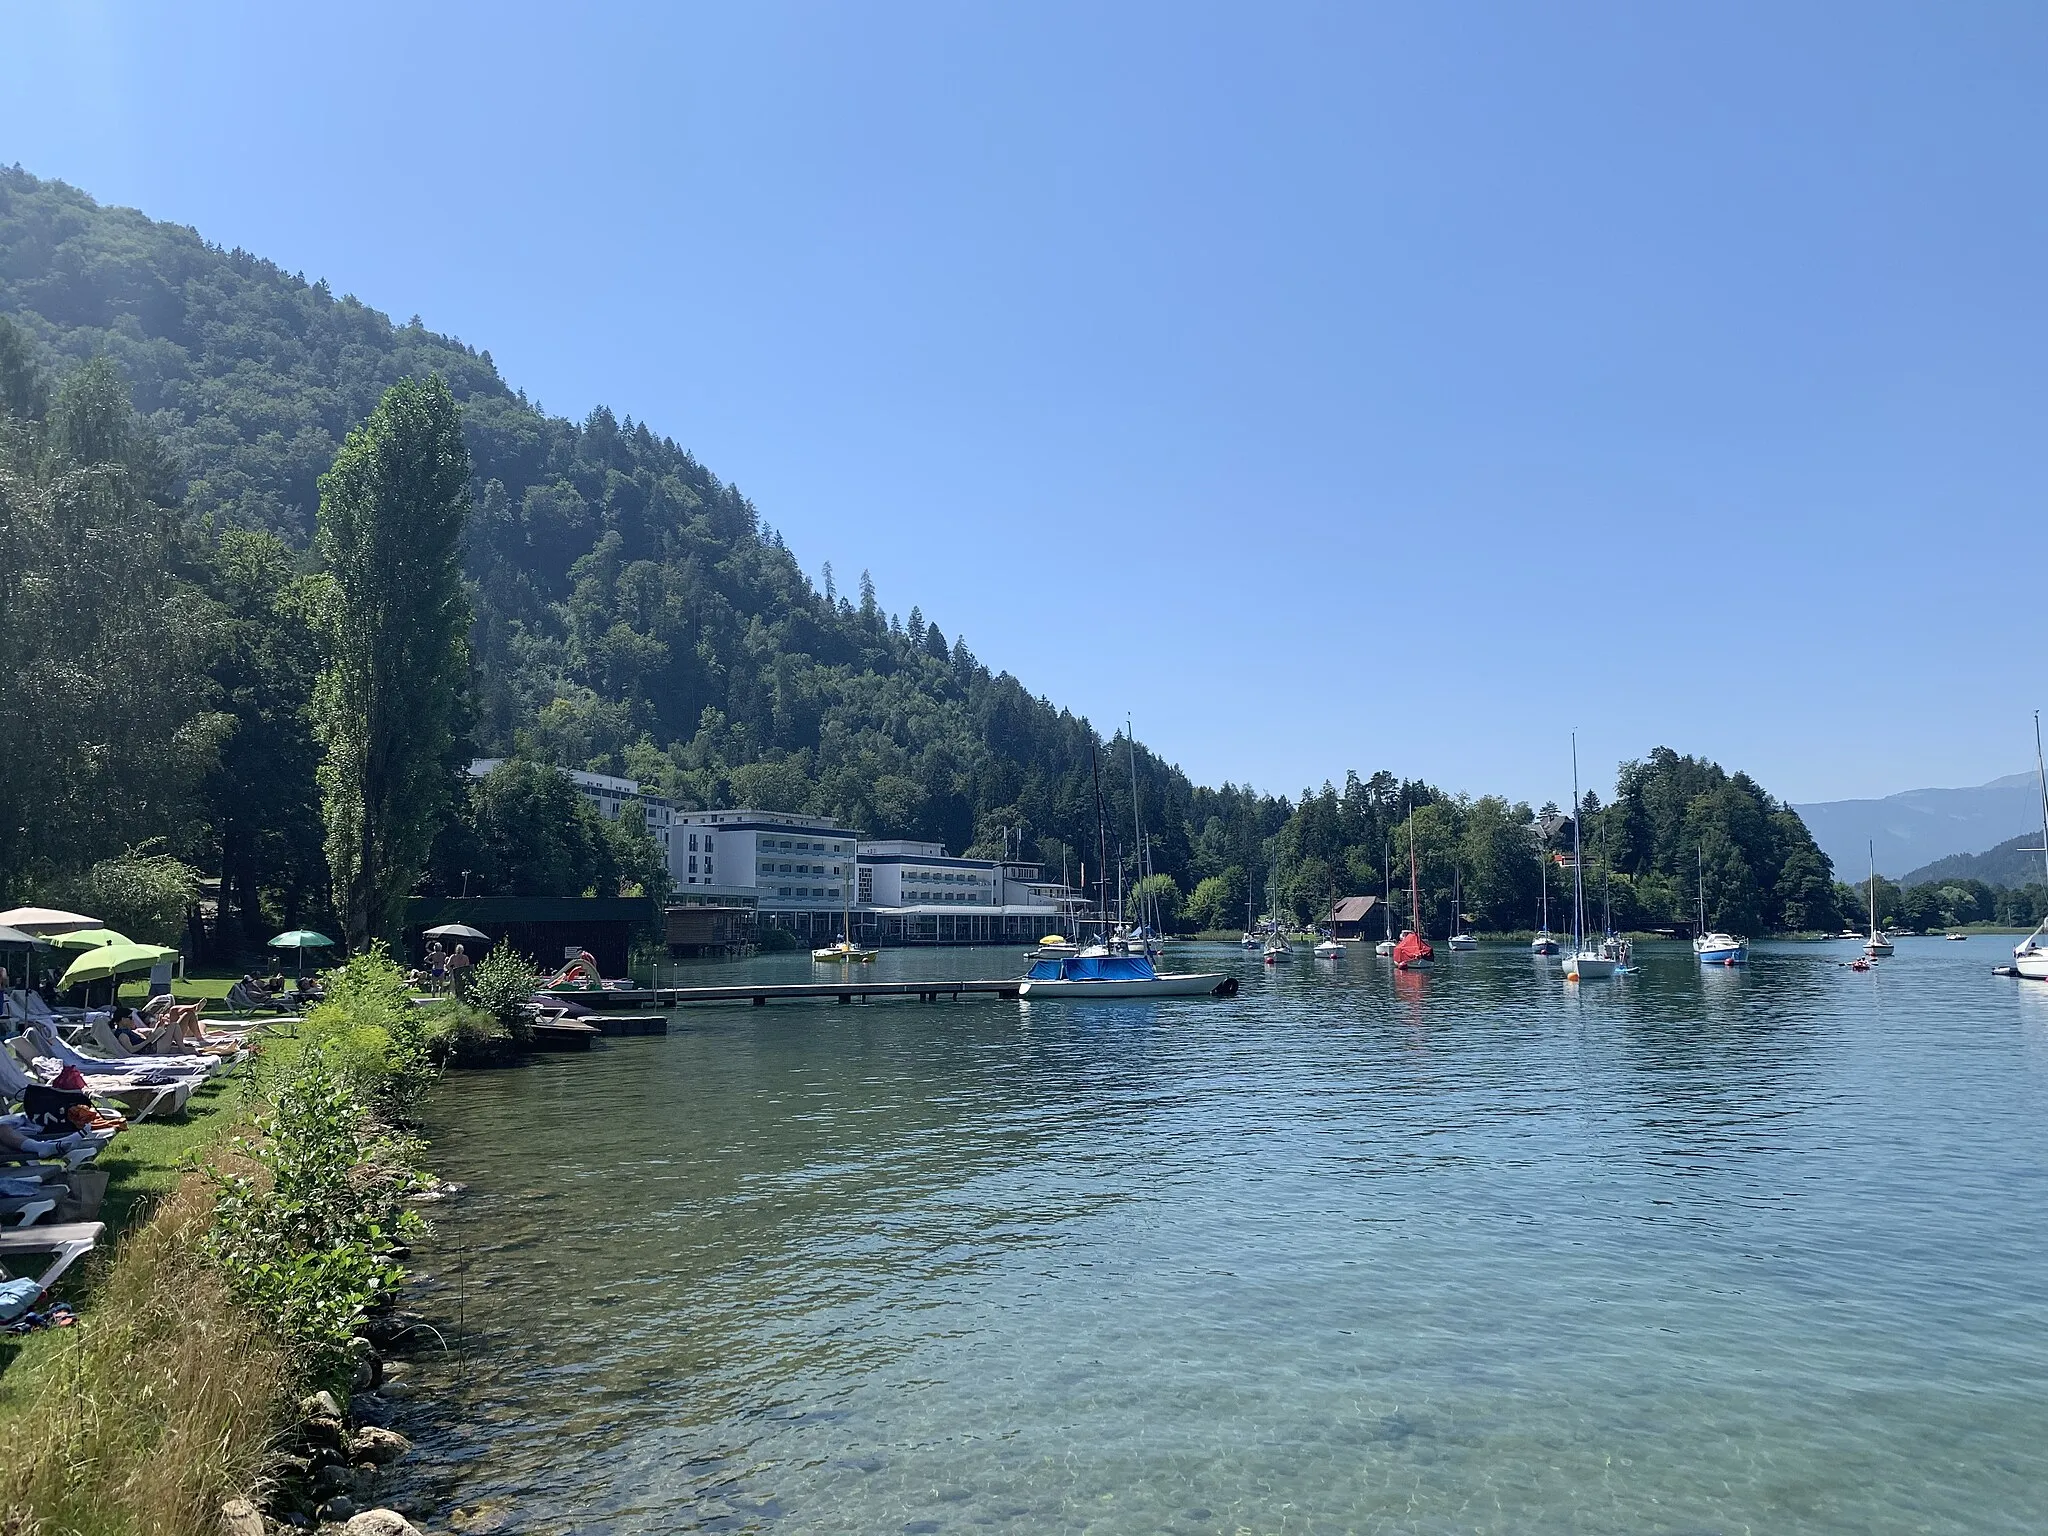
[663,979,1021,1007]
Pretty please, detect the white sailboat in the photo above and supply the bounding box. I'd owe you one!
[1564,737,1618,981]
[2012,712,2048,980]
[1863,841,1893,958]
[1531,841,1558,955]
[1375,841,1397,956]
[1447,866,1477,950]
[1692,844,1748,965]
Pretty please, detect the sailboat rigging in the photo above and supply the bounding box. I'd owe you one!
[1564,734,1621,980]
[2013,710,2048,980]
[1392,805,1434,970]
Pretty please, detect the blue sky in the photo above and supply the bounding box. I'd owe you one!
[5,2,2045,805]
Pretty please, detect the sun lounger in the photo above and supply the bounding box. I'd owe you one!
[0,1221,102,1295]
[5,990,109,1034]
[4,1032,195,1121]
[24,1023,222,1082]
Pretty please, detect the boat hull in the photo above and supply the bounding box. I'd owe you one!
[1447,935,1477,951]
[1693,939,1748,965]
[1019,972,1233,999]
[1865,940,1894,957]
[2013,949,2048,980]
[1565,954,1617,979]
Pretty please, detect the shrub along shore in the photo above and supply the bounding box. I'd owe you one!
[0,943,539,1536]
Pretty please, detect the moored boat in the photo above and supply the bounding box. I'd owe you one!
[1447,868,1477,949]
[1562,735,1621,981]
[1531,845,1558,954]
[1313,938,1343,959]
[1863,842,1893,957]
[1392,812,1434,970]
[1692,845,1748,965]
[811,939,879,963]
[2012,713,2048,980]
[1020,947,1236,998]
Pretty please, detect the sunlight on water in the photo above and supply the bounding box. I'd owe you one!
[387,938,2048,1534]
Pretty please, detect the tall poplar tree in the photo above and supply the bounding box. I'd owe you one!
[312,376,471,949]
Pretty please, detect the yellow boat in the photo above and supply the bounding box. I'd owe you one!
[812,940,878,963]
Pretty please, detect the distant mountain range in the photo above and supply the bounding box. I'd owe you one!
[1901,832,2048,890]
[1794,773,2043,880]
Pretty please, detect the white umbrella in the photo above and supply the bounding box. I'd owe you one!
[0,906,101,936]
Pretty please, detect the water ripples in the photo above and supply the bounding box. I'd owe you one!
[389,939,2048,1533]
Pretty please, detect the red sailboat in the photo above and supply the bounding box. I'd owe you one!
[1392,809,1434,971]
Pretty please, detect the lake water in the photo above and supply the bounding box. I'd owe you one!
[388,938,2048,1534]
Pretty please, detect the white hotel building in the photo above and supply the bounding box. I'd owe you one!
[470,760,1080,946]
[670,810,1080,946]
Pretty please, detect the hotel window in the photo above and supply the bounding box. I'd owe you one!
[705,835,714,852]
[688,855,697,873]
[704,860,712,876]
[689,834,698,852]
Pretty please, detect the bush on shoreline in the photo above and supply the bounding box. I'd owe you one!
[0,945,439,1535]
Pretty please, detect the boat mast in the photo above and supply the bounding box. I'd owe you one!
[1384,839,1393,941]
[1570,734,1584,954]
[1128,716,1144,935]
[1407,801,1422,938]
[2035,710,2048,888]
[1868,840,1879,938]
[1601,819,1612,938]
[1539,838,1548,934]
[1697,843,1706,937]
[1089,739,1110,937]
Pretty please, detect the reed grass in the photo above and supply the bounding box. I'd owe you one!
[0,1177,290,1536]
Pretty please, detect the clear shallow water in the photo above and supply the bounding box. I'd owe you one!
[389,938,2048,1534]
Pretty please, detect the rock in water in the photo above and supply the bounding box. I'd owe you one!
[342,1512,421,1536]
[348,1426,412,1465]
[219,1496,264,1536]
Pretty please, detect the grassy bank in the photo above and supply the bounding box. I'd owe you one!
[0,945,516,1536]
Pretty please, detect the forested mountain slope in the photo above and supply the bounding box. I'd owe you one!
[0,166,1286,895]
[1902,831,2048,891]
[0,167,1838,935]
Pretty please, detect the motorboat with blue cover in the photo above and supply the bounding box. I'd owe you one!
[1019,948,1237,999]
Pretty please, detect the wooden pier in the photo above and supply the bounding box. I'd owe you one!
[661,979,1021,1007]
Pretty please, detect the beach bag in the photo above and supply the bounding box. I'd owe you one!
[53,1065,87,1091]
[22,1083,91,1133]
[57,1168,108,1222]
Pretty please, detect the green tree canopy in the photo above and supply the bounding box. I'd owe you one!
[312,375,472,948]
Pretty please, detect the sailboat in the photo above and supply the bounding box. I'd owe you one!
[812,868,879,962]
[1564,737,1618,981]
[1531,841,1559,955]
[1692,845,1748,965]
[1447,866,1477,950]
[1240,881,1262,949]
[1392,812,1434,970]
[1020,740,1236,999]
[1376,841,1397,956]
[2012,712,2048,980]
[1863,842,1893,958]
[1261,861,1292,963]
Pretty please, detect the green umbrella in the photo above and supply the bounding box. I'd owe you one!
[267,930,336,950]
[59,941,178,988]
[268,928,336,986]
[46,927,131,952]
